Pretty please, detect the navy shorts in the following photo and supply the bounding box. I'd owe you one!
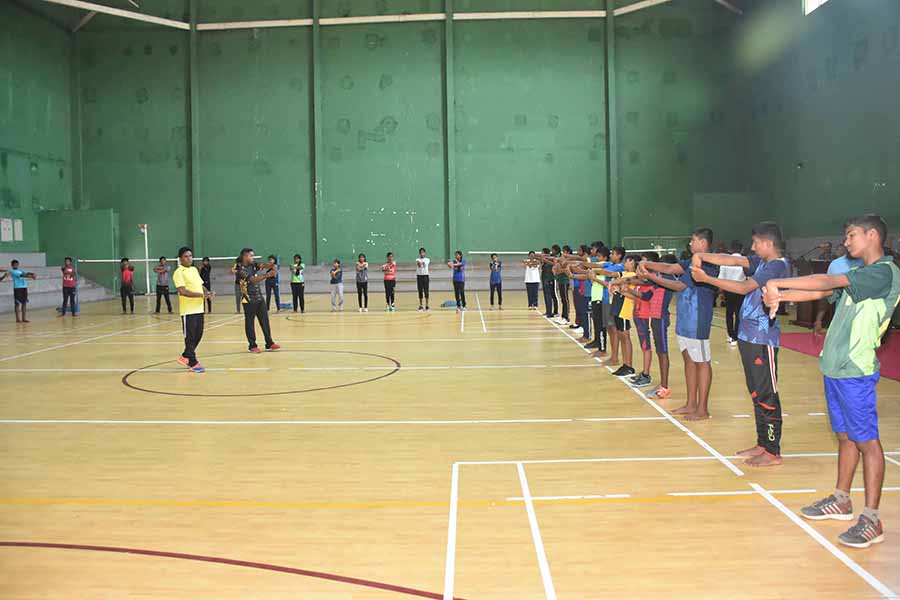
[13,288,28,305]
[634,315,669,354]
[824,373,880,442]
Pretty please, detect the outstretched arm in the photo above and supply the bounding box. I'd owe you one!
[691,266,757,295]
[762,274,850,317]
[691,252,750,270]
[643,261,684,276]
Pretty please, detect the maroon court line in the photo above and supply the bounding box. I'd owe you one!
[0,542,465,600]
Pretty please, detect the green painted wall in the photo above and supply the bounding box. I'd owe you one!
[0,2,72,252]
[320,22,445,263]
[454,18,608,251]
[197,28,314,260]
[614,0,753,248]
[78,30,191,264]
[39,208,119,288]
[740,0,900,238]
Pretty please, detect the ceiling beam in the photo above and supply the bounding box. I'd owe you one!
[612,0,672,17]
[72,10,96,32]
[453,10,606,21]
[713,0,743,15]
[33,0,190,30]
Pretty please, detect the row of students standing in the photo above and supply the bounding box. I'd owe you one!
[538,214,898,550]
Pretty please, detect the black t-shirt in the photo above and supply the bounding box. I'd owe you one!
[236,263,265,304]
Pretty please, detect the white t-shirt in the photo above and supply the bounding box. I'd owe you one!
[416,257,430,276]
[524,265,541,283]
[718,253,747,282]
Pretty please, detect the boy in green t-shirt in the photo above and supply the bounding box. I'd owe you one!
[764,214,900,549]
[290,254,305,313]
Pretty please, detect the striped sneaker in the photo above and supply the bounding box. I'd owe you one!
[838,515,884,549]
[800,495,853,521]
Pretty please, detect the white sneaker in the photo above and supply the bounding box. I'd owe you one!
[364,308,368,312]
[730,339,738,346]
[359,308,363,312]
[572,328,583,335]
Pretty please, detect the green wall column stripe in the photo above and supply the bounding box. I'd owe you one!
[310,0,323,265]
[604,0,619,245]
[70,32,84,210]
[442,0,456,259]
[189,0,200,248]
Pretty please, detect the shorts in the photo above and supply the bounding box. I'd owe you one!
[13,288,28,305]
[652,315,670,354]
[677,335,711,363]
[614,316,631,332]
[824,374,880,442]
[635,317,652,350]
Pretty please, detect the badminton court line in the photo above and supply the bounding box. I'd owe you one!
[0,417,668,426]
[456,451,900,466]
[0,316,208,364]
[443,463,460,600]
[517,463,558,600]
[751,483,897,599]
[541,315,744,476]
[474,293,487,333]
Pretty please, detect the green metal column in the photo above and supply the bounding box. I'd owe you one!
[604,0,619,245]
[442,0,457,260]
[189,0,200,248]
[310,0,323,264]
[70,32,84,210]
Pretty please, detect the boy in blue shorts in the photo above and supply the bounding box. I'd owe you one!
[691,222,788,467]
[764,214,899,548]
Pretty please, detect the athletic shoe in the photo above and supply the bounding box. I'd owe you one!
[249,347,263,354]
[568,323,579,329]
[838,515,884,548]
[726,336,734,343]
[654,386,672,400]
[730,339,738,346]
[176,356,190,368]
[800,495,854,521]
[359,308,363,313]
[611,365,635,377]
[630,373,652,387]
[585,341,600,349]
[425,306,429,311]
[364,308,369,312]
[644,385,660,396]
[190,364,205,373]
[267,343,281,351]
[418,306,423,311]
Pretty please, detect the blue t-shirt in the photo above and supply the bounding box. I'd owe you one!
[330,268,343,284]
[604,262,624,304]
[674,260,719,340]
[10,269,28,289]
[660,273,677,315]
[738,256,788,346]
[453,259,466,282]
[490,261,502,285]
[827,255,864,275]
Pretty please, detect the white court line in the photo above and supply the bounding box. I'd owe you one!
[750,483,898,599]
[808,412,826,416]
[886,455,900,468]
[456,452,900,466]
[517,463,558,600]
[0,364,595,374]
[165,314,242,336]
[442,462,459,600]
[507,494,631,501]
[474,293,487,333]
[0,315,213,364]
[0,417,666,426]
[29,317,123,337]
[460,307,465,333]
[541,315,744,477]
[76,336,567,345]
[732,414,751,418]
[669,488,816,497]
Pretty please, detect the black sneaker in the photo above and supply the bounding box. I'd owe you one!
[838,515,884,548]
[584,341,600,349]
[630,373,652,387]
[611,365,635,377]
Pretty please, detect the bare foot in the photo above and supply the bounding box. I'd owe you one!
[683,411,711,421]
[745,452,783,467]
[608,356,619,365]
[590,350,607,358]
[670,404,693,415]
[22,319,30,323]
[735,445,765,458]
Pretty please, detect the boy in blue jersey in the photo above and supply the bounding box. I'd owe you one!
[1,260,37,323]
[639,228,719,420]
[691,222,789,467]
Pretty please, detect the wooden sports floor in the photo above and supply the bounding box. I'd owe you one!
[0,291,898,599]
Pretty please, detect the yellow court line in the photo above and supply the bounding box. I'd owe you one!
[1,491,872,510]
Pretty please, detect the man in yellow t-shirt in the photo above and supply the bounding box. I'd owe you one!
[172,246,212,373]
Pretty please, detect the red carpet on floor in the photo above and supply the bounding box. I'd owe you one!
[780,330,900,382]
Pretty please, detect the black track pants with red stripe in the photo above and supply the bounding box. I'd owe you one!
[738,340,782,456]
